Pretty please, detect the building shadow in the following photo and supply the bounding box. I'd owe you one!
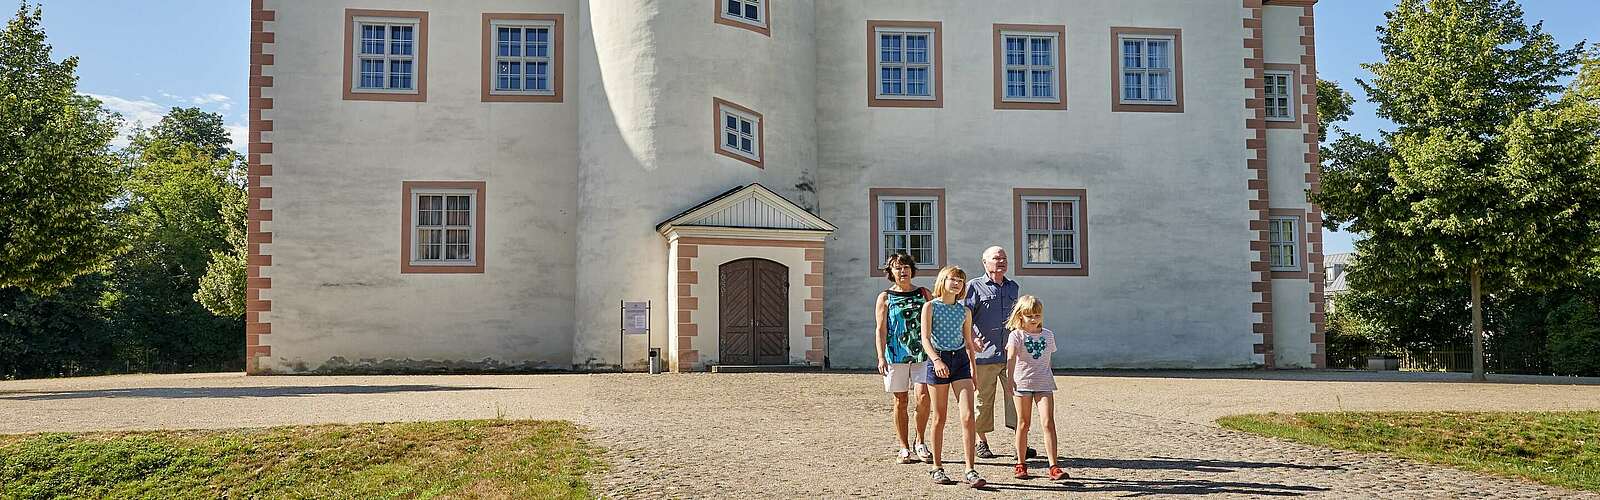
[0,385,499,401]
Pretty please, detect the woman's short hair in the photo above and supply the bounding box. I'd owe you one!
[882,252,918,282]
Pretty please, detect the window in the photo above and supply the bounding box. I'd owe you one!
[1119,37,1172,103]
[712,98,763,168]
[1263,64,1301,128]
[1267,209,1306,278]
[995,25,1066,109]
[1013,188,1089,276]
[868,188,946,276]
[881,198,937,266]
[402,181,486,274]
[715,0,768,35]
[344,9,428,102]
[868,21,942,108]
[482,14,563,102]
[1269,217,1299,272]
[416,193,475,262]
[1264,71,1294,120]
[1110,27,1182,113]
[1022,198,1079,266]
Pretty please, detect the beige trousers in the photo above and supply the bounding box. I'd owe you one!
[971,362,1017,435]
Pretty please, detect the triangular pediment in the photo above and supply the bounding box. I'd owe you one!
[657,183,836,234]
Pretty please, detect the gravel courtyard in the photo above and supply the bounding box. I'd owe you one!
[3,370,1599,498]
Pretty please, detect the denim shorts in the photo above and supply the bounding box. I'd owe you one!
[926,349,973,385]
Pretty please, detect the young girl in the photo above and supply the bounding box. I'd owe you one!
[874,252,935,464]
[919,266,987,488]
[1004,295,1066,480]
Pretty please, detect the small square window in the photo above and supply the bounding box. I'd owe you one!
[713,98,763,168]
[715,0,769,36]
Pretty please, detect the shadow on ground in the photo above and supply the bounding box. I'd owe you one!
[1064,456,1346,473]
[955,456,1341,496]
[0,385,501,401]
[1054,369,1600,385]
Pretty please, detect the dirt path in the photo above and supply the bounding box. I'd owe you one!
[3,370,1598,498]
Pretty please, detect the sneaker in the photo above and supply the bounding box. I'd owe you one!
[1013,464,1029,479]
[897,448,915,464]
[975,440,996,459]
[1048,465,1069,481]
[964,469,987,488]
[930,468,955,485]
[914,442,933,463]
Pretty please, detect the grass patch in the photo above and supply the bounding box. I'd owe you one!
[0,419,602,499]
[1218,411,1600,491]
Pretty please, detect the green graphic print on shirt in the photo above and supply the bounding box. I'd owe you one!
[883,288,928,363]
[1023,334,1048,360]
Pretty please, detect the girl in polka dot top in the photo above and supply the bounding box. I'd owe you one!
[917,265,986,488]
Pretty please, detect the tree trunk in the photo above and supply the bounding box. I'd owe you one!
[1471,265,1485,382]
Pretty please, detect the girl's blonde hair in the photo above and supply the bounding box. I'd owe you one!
[932,266,968,302]
[1005,295,1044,331]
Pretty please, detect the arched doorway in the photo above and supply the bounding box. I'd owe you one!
[719,258,789,365]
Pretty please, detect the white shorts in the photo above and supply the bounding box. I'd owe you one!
[884,362,930,393]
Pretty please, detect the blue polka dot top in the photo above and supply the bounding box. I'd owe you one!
[928,300,967,352]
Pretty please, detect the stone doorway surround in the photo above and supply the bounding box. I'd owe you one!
[657,184,836,372]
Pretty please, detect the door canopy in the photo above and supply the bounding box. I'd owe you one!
[657,183,836,241]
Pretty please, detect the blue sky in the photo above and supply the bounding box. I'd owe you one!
[36,1,1595,254]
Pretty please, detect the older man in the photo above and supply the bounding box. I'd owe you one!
[962,246,1031,459]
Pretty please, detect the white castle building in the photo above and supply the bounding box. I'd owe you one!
[244,0,1326,373]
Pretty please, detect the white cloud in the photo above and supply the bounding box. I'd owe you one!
[82,93,248,153]
[83,93,166,147]
[191,93,231,105]
[226,123,248,153]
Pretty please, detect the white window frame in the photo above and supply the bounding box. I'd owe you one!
[411,188,478,267]
[878,196,940,267]
[489,19,556,96]
[1000,31,1061,103]
[1020,195,1082,268]
[1117,35,1176,105]
[719,105,760,162]
[874,27,937,101]
[1268,216,1300,272]
[351,15,421,94]
[720,0,766,29]
[1264,70,1295,121]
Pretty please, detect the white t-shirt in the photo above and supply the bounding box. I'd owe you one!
[1007,328,1057,392]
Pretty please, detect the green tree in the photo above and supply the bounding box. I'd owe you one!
[1314,0,1600,380]
[1316,79,1355,143]
[103,109,245,372]
[0,3,125,294]
[194,174,246,318]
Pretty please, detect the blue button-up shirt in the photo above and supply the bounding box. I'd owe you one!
[963,275,1020,365]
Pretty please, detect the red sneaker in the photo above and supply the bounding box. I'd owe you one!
[1013,464,1029,479]
[1048,465,1069,480]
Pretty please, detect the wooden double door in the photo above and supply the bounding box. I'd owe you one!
[718,258,789,365]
